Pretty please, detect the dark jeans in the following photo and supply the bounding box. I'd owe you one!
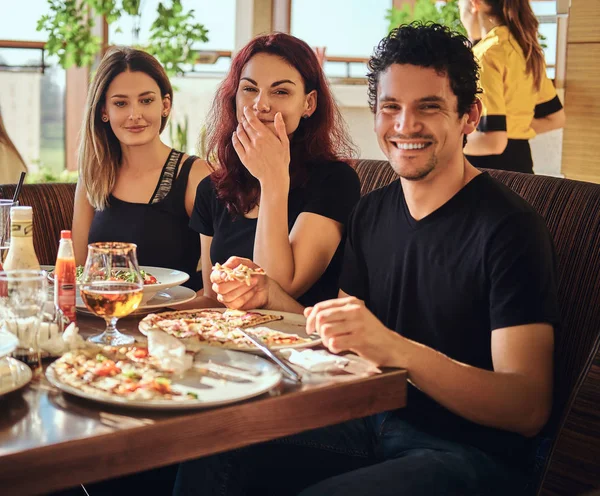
[173,413,529,496]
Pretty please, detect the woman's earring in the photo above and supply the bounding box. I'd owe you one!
[163,111,168,117]
[101,115,109,122]
[302,114,309,120]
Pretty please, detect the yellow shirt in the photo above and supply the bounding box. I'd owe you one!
[474,26,562,140]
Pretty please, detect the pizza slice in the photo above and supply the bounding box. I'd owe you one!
[52,347,197,401]
[213,263,266,286]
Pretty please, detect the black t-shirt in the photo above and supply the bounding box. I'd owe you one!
[340,172,559,467]
[89,151,202,290]
[191,161,361,306]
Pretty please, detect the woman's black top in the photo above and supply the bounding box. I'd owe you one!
[89,149,202,290]
[190,160,361,306]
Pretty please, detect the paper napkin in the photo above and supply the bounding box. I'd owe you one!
[279,348,381,375]
[147,329,192,375]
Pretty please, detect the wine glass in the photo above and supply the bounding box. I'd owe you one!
[80,242,143,345]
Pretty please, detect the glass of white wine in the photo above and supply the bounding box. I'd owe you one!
[80,242,143,346]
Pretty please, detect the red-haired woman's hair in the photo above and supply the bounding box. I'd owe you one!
[204,32,356,216]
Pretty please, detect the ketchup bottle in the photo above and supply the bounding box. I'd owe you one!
[54,230,76,324]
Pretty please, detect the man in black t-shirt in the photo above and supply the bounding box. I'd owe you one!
[176,24,557,496]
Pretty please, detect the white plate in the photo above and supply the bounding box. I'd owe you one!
[44,265,190,305]
[0,330,19,359]
[76,285,197,316]
[139,308,322,354]
[45,347,282,410]
[0,357,33,396]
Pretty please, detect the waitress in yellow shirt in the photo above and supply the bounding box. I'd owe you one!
[460,0,565,173]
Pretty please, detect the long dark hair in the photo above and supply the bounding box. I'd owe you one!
[206,33,355,216]
[483,0,545,90]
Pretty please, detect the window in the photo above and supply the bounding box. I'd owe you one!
[291,0,391,78]
[532,1,558,79]
[109,0,236,74]
[0,0,66,174]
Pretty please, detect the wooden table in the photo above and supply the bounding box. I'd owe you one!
[0,313,407,496]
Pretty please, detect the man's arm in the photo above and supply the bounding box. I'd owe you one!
[305,297,554,438]
[395,322,554,437]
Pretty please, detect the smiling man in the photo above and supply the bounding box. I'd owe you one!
[176,23,558,496]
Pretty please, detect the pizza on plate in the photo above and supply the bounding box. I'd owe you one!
[51,345,198,402]
[139,309,313,350]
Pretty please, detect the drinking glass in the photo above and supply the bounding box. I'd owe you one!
[0,270,48,375]
[0,199,17,263]
[80,242,143,345]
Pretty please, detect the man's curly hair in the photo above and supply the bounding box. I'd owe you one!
[367,22,481,116]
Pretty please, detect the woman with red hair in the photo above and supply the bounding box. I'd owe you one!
[192,33,360,307]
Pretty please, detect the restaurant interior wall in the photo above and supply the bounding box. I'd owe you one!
[561,0,600,184]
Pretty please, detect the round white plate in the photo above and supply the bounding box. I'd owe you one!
[139,308,321,354]
[45,265,190,305]
[76,285,197,316]
[0,330,19,359]
[45,347,282,410]
[0,357,33,396]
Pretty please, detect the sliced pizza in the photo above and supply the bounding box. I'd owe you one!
[213,263,266,286]
[52,346,197,402]
[138,308,312,351]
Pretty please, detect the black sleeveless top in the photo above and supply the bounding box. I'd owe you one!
[88,149,202,290]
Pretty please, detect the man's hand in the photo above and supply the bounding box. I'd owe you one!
[304,296,402,367]
[210,257,270,310]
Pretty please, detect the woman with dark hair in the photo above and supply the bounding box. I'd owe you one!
[192,33,360,307]
[460,0,565,173]
[73,47,209,290]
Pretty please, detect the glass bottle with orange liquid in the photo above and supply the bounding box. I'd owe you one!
[54,230,76,324]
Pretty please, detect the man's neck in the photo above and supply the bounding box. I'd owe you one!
[401,155,480,221]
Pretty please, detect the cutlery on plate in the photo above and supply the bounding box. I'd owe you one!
[238,328,302,383]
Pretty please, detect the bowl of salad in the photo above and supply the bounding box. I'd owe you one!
[47,265,190,305]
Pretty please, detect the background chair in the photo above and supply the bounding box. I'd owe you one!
[0,183,76,265]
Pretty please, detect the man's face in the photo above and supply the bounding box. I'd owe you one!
[374,64,468,181]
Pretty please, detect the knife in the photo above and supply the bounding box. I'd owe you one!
[238,328,302,383]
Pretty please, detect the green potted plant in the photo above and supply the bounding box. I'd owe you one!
[37,0,209,76]
[386,0,467,36]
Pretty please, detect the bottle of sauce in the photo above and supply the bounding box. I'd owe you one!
[3,206,40,271]
[54,230,76,324]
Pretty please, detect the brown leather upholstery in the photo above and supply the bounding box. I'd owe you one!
[353,159,600,495]
[0,183,76,265]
